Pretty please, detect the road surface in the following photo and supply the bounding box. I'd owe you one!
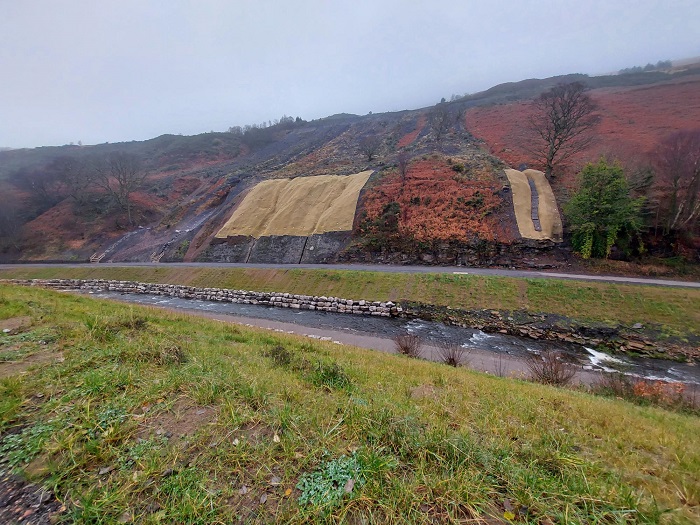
[1,262,699,288]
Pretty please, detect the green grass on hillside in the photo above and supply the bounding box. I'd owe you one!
[1,284,699,523]
[1,265,698,335]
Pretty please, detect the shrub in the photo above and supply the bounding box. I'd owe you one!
[593,373,696,411]
[311,361,352,391]
[263,344,293,367]
[393,333,423,359]
[437,342,470,367]
[525,350,577,386]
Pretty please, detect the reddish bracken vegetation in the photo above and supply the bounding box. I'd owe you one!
[397,115,427,149]
[360,159,504,242]
[465,77,700,178]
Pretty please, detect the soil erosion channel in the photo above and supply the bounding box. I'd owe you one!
[83,290,700,386]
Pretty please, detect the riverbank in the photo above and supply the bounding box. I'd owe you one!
[3,274,698,363]
[0,265,697,334]
[1,284,699,523]
[73,290,700,386]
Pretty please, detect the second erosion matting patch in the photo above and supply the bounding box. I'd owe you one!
[504,169,563,242]
[215,170,373,239]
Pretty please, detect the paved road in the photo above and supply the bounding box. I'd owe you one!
[2,262,699,288]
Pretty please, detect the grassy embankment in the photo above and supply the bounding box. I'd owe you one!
[0,265,698,337]
[1,284,700,523]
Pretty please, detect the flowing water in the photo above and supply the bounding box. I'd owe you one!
[84,290,700,386]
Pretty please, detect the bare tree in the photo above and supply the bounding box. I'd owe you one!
[0,197,23,251]
[428,102,455,147]
[359,134,381,161]
[527,82,598,179]
[50,156,95,208]
[397,151,410,186]
[9,167,63,211]
[95,152,147,226]
[652,129,700,235]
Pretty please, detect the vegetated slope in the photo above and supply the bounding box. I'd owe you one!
[2,105,528,264]
[465,75,700,180]
[357,157,512,245]
[4,64,700,264]
[1,284,699,524]
[0,132,243,181]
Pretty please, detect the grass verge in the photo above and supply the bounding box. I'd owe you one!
[0,284,699,523]
[0,265,698,336]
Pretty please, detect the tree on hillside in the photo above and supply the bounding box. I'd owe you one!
[95,152,147,226]
[50,156,95,208]
[359,134,381,161]
[428,102,456,147]
[397,151,410,187]
[651,129,700,236]
[0,197,23,251]
[9,166,63,212]
[564,159,644,259]
[527,82,598,179]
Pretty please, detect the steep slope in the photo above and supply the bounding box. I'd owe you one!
[465,75,700,181]
[3,64,699,265]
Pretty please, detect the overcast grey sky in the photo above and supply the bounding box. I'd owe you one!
[1,0,698,149]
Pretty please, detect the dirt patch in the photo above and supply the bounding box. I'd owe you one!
[235,421,277,446]
[0,471,63,525]
[215,171,372,238]
[225,483,287,524]
[0,317,32,335]
[137,398,217,440]
[0,351,63,380]
[409,384,440,400]
[397,114,427,148]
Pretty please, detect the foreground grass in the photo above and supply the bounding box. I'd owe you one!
[1,265,699,336]
[1,285,699,524]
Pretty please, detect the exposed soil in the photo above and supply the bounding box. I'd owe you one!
[397,114,427,149]
[0,320,64,378]
[0,472,63,525]
[0,317,32,334]
[0,350,63,380]
[137,398,217,441]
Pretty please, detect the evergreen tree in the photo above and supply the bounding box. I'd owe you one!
[565,159,644,258]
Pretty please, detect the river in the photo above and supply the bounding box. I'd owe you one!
[83,290,700,386]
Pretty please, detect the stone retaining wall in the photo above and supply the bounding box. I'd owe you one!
[2,279,401,318]
[3,278,696,362]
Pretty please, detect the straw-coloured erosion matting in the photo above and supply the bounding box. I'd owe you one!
[216,171,373,239]
[505,168,563,242]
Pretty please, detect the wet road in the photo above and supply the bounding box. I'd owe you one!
[3,262,699,288]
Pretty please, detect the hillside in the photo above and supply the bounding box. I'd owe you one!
[1,63,699,266]
[466,75,700,181]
